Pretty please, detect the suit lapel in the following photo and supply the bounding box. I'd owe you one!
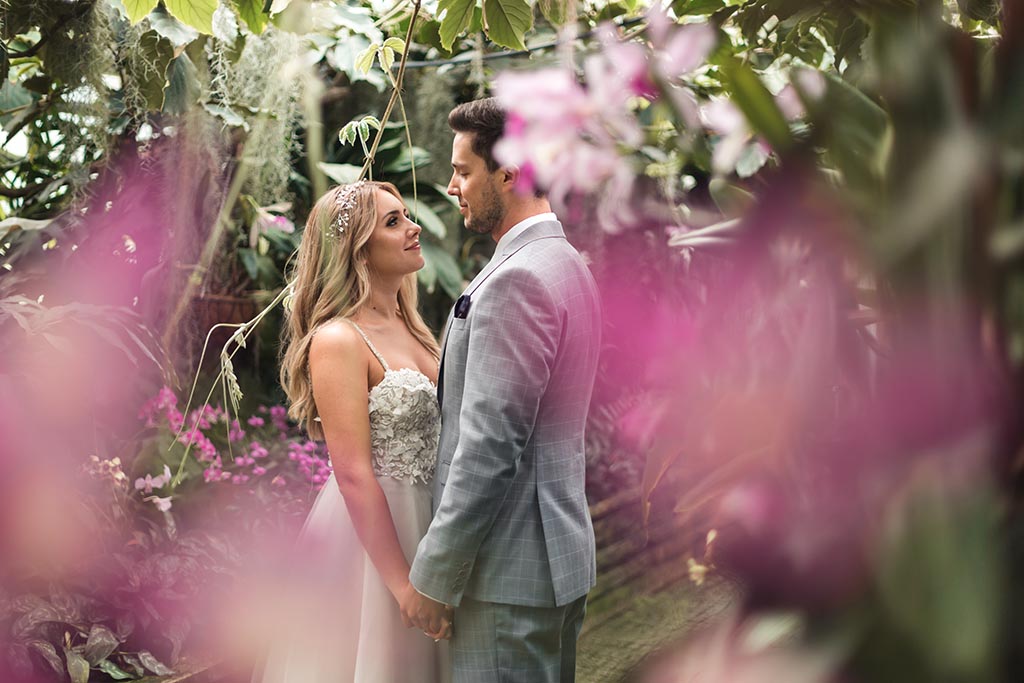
[436,220,565,407]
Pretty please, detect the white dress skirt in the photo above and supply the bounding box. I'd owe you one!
[255,322,448,683]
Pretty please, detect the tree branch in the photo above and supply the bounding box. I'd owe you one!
[0,180,53,199]
[6,3,94,60]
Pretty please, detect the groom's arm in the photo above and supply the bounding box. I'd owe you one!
[410,265,560,606]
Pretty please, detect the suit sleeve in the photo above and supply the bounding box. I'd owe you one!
[409,266,560,605]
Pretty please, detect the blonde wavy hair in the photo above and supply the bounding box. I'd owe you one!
[280,181,440,439]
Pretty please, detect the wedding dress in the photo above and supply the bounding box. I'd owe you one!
[255,321,448,683]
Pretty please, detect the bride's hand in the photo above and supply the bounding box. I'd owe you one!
[423,607,454,641]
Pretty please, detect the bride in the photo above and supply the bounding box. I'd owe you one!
[256,181,451,682]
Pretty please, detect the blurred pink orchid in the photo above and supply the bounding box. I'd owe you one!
[775,84,806,120]
[655,23,717,81]
[249,202,295,248]
[701,98,753,175]
[135,464,172,494]
[146,495,173,512]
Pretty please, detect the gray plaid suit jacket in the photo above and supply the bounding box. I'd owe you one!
[410,219,601,608]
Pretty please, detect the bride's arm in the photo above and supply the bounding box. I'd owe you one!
[309,323,409,602]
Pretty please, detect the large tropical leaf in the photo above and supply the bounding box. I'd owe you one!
[135,31,175,111]
[162,53,201,115]
[147,6,200,45]
[537,0,573,26]
[232,0,268,34]
[721,59,793,153]
[483,0,533,51]
[122,0,159,24]
[318,162,362,184]
[438,0,476,51]
[419,238,464,298]
[406,200,447,239]
[804,70,891,195]
[165,0,219,35]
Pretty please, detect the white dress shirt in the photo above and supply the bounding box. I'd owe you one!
[492,212,558,259]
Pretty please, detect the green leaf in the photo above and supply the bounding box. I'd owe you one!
[879,482,1002,678]
[537,0,571,26]
[406,201,447,239]
[319,162,362,184]
[165,0,219,35]
[163,53,201,115]
[807,70,890,193]
[0,81,34,127]
[438,0,477,51]
[358,120,370,143]
[483,0,533,51]
[239,248,261,282]
[97,659,134,680]
[64,649,89,683]
[25,640,63,675]
[709,177,755,214]
[431,183,461,209]
[672,0,724,16]
[420,238,464,299]
[147,6,200,45]
[355,44,377,74]
[416,20,453,56]
[382,146,432,173]
[203,103,249,129]
[83,624,120,665]
[123,0,159,24]
[720,59,793,153]
[383,37,406,52]
[137,650,174,676]
[735,141,770,178]
[232,0,268,34]
[468,5,484,33]
[135,31,175,110]
[417,243,438,292]
[379,46,396,72]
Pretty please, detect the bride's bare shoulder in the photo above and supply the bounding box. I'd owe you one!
[309,319,365,364]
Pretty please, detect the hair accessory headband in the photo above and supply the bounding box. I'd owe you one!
[331,181,365,237]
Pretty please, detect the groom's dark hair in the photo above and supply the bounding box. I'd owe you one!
[448,98,505,172]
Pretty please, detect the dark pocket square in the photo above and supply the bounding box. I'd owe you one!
[454,294,472,319]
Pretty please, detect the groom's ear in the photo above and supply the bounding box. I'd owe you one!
[500,165,519,191]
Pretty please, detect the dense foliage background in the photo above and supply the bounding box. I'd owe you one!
[2,0,1022,681]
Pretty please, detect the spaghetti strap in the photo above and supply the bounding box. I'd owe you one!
[346,320,391,372]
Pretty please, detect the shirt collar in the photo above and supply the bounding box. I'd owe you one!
[493,212,558,258]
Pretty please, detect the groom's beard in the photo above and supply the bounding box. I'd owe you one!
[465,180,505,235]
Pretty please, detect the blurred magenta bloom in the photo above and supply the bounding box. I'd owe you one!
[494,66,641,231]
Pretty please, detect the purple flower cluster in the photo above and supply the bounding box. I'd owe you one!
[288,440,332,486]
[138,387,332,491]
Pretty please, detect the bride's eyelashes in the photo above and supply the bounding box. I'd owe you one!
[385,211,412,228]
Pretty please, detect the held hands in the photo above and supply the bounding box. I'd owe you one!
[398,581,453,640]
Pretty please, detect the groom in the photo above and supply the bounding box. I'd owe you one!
[399,98,602,682]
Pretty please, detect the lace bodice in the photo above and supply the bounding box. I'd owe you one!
[351,322,440,485]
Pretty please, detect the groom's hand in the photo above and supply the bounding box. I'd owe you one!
[398,581,449,636]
